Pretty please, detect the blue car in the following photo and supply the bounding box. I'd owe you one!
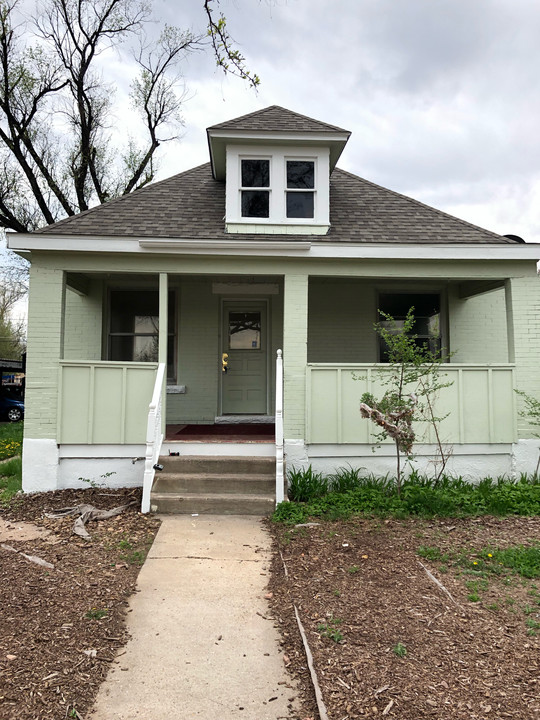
[0,394,24,422]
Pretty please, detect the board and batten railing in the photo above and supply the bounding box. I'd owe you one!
[306,364,517,445]
[58,360,158,444]
[141,362,166,514]
[275,349,284,505]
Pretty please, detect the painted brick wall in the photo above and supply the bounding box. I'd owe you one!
[448,286,508,363]
[64,280,103,360]
[166,279,219,422]
[283,274,308,438]
[308,279,377,362]
[24,264,65,439]
[510,276,540,437]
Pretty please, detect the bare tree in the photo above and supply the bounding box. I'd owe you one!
[0,0,257,233]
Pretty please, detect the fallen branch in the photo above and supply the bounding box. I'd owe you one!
[418,560,462,609]
[1,543,54,569]
[294,606,330,720]
[45,502,136,540]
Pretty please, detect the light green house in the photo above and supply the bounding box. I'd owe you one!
[9,106,540,508]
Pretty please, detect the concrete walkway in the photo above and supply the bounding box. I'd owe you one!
[90,515,299,719]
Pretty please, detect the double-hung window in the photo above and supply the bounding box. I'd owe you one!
[241,159,270,218]
[378,292,442,362]
[108,290,176,381]
[286,160,315,218]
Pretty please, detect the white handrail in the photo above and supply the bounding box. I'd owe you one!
[141,362,166,513]
[275,349,284,505]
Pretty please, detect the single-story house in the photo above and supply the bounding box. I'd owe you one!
[8,106,540,512]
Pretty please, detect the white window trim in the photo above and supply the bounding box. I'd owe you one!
[225,143,330,232]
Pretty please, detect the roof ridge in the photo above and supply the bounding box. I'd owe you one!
[333,168,513,243]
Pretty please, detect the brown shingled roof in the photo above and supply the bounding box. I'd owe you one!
[207,105,350,134]
[37,163,513,244]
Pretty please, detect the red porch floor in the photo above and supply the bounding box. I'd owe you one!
[166,424,275,443]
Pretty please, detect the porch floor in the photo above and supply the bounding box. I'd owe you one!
[166,424,275,443]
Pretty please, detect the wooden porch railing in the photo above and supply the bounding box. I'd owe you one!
[141,362,166,514]
[275,349,284,505]
[306,364,517,445]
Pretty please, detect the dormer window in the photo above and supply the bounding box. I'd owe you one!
[241,159,270,218]
[225,144,330,234]
[286,160,314,218]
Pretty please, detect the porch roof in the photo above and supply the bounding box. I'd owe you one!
[35,164,516,246]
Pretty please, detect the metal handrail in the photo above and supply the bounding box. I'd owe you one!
[141,362,166,513]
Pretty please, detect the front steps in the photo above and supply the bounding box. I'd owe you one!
[150,454,277,515]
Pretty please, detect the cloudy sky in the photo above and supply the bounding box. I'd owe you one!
[114,0,540,243]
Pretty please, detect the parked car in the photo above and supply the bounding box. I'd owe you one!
[0,394,24,422]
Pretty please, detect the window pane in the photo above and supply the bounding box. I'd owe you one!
[241,159,269,187]
[229,312,261,349]
[110,335,158,362]
[286,191,314,218]
[287,161,314,189]
[110,291,159,332]
[378,293,441,361]
[242,190,269,218]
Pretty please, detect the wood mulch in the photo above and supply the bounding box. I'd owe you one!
[2,488,540,720]
[0,487,160,720]
[266,515,540,720]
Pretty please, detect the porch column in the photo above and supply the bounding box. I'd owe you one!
[158,273,168,433]
[23,264,66,492]
[283,273,308,459]
[507,276,540,474]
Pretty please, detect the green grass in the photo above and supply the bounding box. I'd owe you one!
[0,455,22,503]
[273,468,540,524]
[0,421,23,460]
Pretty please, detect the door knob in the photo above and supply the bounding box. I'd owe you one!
[222,353,228,373]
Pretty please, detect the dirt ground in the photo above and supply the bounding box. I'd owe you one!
[0,488,160,720]
[2,489,540,720]
[266,515,540,720]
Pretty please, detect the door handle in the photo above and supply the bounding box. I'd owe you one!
[222,353,228,373]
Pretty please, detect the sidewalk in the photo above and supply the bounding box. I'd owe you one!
[90,515,299,719]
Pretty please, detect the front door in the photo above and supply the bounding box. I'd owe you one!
[221,301,268,414]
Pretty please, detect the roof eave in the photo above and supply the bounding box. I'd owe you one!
[207,128,351,180]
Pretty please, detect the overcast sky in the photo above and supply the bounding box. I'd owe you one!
[113,0,540,243]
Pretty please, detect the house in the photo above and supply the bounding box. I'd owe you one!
[8,105,540,512]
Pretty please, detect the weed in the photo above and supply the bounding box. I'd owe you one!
[348,565,360,574]
[332,589,341,597]
[525,618,540,630]
[523,605,535,615]
[317,618,343,643]
[393,642,407,657]
[79,471,116,489]
[85,607,108,620]
[117,539,133,550]
[487,603,499,611]
[467,592,480,602]
[121,550,146,566]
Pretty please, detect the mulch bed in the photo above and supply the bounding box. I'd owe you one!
[266,515,540,720]
[0,488,160,720]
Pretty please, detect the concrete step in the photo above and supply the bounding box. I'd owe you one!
[152,473,275,495]
[151,492,276,516]
[158,454,275,475]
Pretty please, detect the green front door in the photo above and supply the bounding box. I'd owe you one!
[221,301,268,414]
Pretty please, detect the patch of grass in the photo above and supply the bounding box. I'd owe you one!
[0,421,23,460]
[393,642,407,657]
[121,550,146,566]
[0,455,22,503]
[85,607,108,620]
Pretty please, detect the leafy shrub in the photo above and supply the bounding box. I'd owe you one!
[287,465,328,502]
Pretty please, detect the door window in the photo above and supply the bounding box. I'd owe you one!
[228,311,261,350]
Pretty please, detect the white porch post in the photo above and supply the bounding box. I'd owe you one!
[23,265,66,491]
[158,273,168,434]
[282,273,309,466]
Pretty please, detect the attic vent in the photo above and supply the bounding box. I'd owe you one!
[503,234,525,243]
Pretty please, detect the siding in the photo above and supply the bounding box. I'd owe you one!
[64,280,103,360]
[448,286,508,363]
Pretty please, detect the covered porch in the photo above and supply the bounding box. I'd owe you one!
[20,253,540,498]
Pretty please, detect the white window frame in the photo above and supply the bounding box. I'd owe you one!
[225,144,330,232]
